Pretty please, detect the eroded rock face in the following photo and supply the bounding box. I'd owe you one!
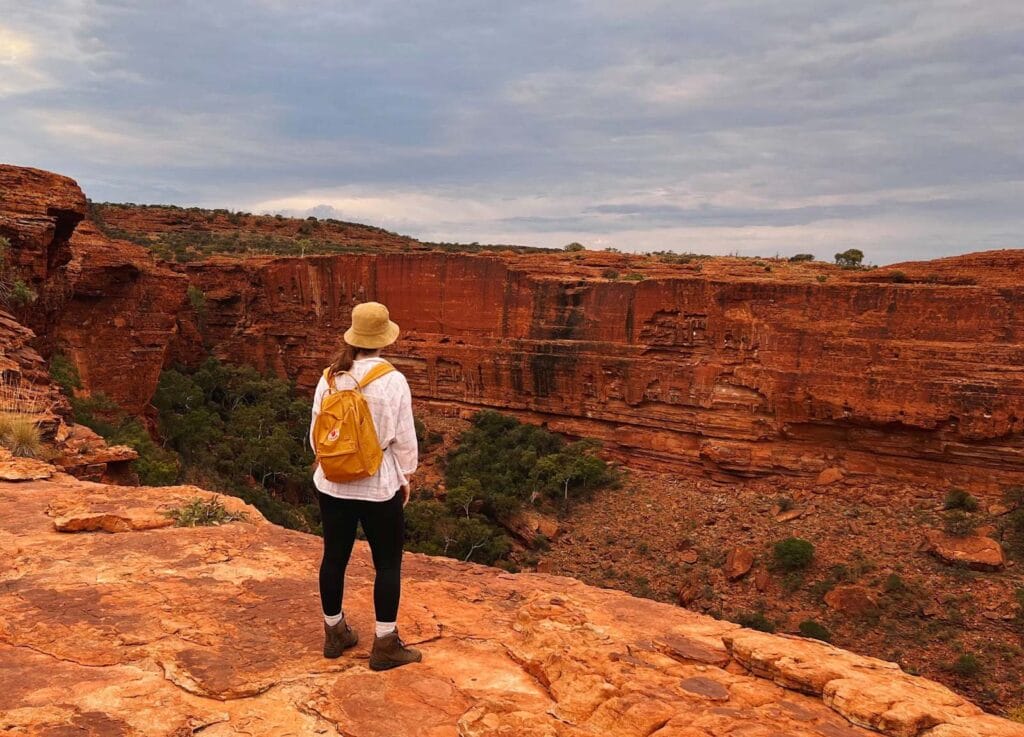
[4,166,1024,489]
[0,165,85,284]
[0,165,187,415]
[2,475,1022,737]
[168,250,1024,490]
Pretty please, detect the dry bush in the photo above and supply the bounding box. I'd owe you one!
[0,375,50,458]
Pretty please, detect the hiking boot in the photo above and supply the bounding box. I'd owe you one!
[323,619,358,659]
[369,629,422,671]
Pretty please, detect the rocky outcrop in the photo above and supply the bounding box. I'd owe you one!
[2,472,1022,737]
[0,165,85,285]
[0,165,187,414]
[0,309,68,433]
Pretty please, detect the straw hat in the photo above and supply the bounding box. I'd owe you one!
[344,302,400,349]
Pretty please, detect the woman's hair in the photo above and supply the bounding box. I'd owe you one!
[327,342,375,381]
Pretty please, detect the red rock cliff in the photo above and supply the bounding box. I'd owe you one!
[0,165,187,414]
[3,166,1023,489]
[169,250,1024,490]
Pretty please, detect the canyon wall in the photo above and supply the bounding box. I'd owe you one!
[3,165,1023,489]
[0,165,187,414]
[170,250,1024,490]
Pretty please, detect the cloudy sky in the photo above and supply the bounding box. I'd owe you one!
[2,1,1022,261]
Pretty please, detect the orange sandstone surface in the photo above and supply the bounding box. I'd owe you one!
[1,468,1023,737]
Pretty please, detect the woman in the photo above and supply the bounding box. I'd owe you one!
[309,301,421,670]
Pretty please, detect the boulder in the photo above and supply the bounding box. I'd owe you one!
[723,547,755,581]
[923,530,1006,571]
[816,468,845,486]
[824,586,879,617]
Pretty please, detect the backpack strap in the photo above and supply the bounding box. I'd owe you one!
[358,361,395,388]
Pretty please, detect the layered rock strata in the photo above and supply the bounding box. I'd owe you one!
[171,251,1024,490]
[3,164,1023,489]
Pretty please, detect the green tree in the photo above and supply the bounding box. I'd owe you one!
[834,249,864,268]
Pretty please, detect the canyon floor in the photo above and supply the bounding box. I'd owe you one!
[2,466,1023,737]
[413,410,1024,716]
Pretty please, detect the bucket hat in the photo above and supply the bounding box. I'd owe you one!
[344,302,400,349]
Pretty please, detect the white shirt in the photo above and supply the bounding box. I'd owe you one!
[309,357,418,501]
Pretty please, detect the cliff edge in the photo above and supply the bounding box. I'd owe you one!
[1,469,1021,737]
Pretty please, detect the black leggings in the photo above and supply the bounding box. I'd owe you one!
[318,491,405,622]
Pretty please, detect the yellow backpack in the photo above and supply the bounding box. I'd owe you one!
[313,362,395,483]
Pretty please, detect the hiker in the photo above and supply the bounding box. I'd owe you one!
[309,301,421,670]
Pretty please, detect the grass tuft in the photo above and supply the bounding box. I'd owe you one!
[165,496,248,527]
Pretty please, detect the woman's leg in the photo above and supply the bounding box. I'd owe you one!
[317,492,359,618]
[359,491,405,627]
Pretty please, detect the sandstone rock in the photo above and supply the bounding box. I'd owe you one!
[6,166,1024,489]
[824,586,880,617]
[923,529,1006,571]
[722,629,1020,737]
[988,502,1013,516]
[723,547,755,580]
[776,507,805,522]
[755,568,771,592]
[503,509,560,546]
[680,549,699,564]
[0,455,54,481]
[817,468,845,486]
[5,477,1018,737]
[0,166,186,416]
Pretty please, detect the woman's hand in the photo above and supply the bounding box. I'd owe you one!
[401,483,411,507]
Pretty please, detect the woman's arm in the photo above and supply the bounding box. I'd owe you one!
[391,375,418,477]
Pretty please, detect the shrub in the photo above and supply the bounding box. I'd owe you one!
[789,253,814,262]
[404,499,510,564]
[1008,705,1024,724]
[834,249,864,268]
[949,653,981,678]
[943,510,977,538]
[187,285,206,321]
[943,488,979,512]
[165,496,247,527]
[890,270,909,283]
[735,610,775,633]
[883,573,908,594]
[624,273,645,281]
[7,279,37,306]
[422,410,618,564]
[601,268,620,280]
[563,242,585,252]
[1003,487,1024,561]
[0,413,43,457]
[798,619,832,642]
[772,537,815,572]
[816,275,828,283]
[774,496,795,512]
[49,354,82,395]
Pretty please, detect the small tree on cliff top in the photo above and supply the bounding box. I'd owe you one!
[834,249,864,268]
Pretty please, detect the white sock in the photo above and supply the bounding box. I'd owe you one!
[375,621,396,638]
[324,611,345,627]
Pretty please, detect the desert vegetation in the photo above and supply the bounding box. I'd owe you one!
[0,376,49,459]
[0,236,37,308]
[406,410,619,565]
